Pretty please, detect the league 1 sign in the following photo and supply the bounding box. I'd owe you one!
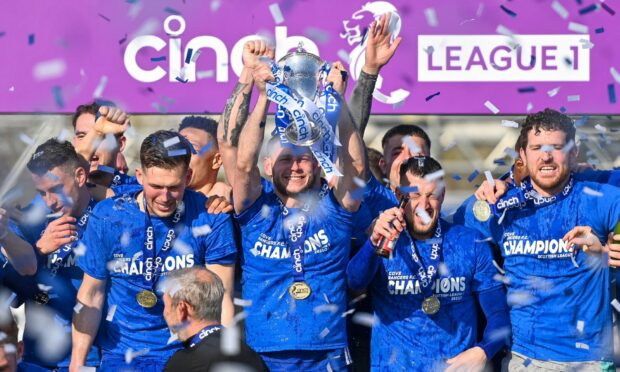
[0,0,617,114]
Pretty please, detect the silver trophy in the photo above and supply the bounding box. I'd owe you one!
[277,43,327,146]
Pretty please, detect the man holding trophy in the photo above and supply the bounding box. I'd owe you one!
[232,44,366,370]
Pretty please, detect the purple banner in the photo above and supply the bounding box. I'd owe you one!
[0,0,618,114]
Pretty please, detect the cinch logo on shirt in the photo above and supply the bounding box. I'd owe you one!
[502,234,570,259]
[250,230,330,259]
[387,272,467,300]
[111,254,195,275]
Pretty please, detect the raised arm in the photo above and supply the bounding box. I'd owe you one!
[70,274,107,372]
[218,40,272,187]
[233,61,274,214]
[329,64,366,213]
[73,106,129,168]
[349,13,401,137]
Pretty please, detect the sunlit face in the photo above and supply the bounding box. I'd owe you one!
[31,166,86,216]
[136,165,189,218]
[264,144,320,197]
[397,173,444,238]
[179,127,219,190]
[520,128,576,196]
[73,113,123,181]
[381,134,430,187]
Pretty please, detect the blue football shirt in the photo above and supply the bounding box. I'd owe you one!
[78,188,236,359]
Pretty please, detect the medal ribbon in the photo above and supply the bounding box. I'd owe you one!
[188,324,222,348]
[49,197,97,277]
[408,222,444,300]
[142,194,183,290]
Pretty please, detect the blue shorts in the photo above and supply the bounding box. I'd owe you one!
[99,353,167,372]
[259,348,352,372]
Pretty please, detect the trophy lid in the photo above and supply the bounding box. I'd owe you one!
[277,42,324,100]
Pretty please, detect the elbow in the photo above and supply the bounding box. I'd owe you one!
[17,261,38,276]
[236,159,254,174]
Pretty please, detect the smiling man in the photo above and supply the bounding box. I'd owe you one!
[70,130,237,372]
[459,109,620,370]
[347,157,509,370]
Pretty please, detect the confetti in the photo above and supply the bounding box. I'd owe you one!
[547,87,561,97]
[518,86,536,93]
[51,86,64,108]
[73,303,83,314]
[196,70,214,79]
[484,100,500,114]
[425,92,440,101]
[167,149,187,157]
[319,328,330,339]
[313,304,338,314]
[523,358,532,367]
[163,136,181,148]
[501,120,519,128]
[92,75,108,99]
[579,39,594,49]
[125,348,150,364]
[402,136,422,154]
[611,68,620,84]
[568,22,589,34]
[484,170,495,187]
[337,49,350,64]
[348,293,367,306]
[467,169,480,183]
[28,33,35,45]
[594,124,607,132]
[46,211,63,219]
[192,224,212,237]
[210,0,222,12]
[98,13,111,22]
[106,304,117,321]
[601,2,615,15]
[424,170,445,182]
[611,299,620,313]
[551,1,570,19]
[185,48,193,64]
[352,312,377,327]
[0,32,5,38]
[562,140,575,154]
[493,274,510,284]
[221,326,240,355]
[33,59,67,80]
[507,291,534,306]
[118,34,128,44]
[576,320,584,333]
[474,236,493,243]
[269,3,284,24]
[583,187,603,197]
[609,84,617,104]
[18,133,34,145]
[164,7,181,15]
[175,76,189,84]
[496,24,515,37]
[578,4,598,14]
[73,242,87,256]
[167,333,179,345]
[595,27,604,33]
[500,5,517,17]
[415,207,432,225]
[424,8,438,27]
[571,254,579,268]
[341,309,356,318]
[576,342,590,350]
[304,28,330,44]
[233,298,252,307]
[438,263,451,276]
[567,95,581,102]
[3,344,16,354]
[452,174,462,181]
[526,102,534,112]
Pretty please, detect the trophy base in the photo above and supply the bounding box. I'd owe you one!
[284,121,322,146]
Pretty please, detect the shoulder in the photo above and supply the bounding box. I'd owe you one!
[443,220,481,242]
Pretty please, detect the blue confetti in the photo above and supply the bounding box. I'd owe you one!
[0,32,5,37]
[168,149,187,157]
[151,56,166,62]
[126,0,138,3]
[595,27,605,33]
[98,13,111,22]
[119,34,128,44]
[529,55,536,67]
[97,165,116,174]
[51,86,64,108]
[164,7,181,15]
[518,86,536,93]
[185,48,193,64]
[452,174,462,181]
[564,57,572,66]
[609,84,617,104]
[28,33,35,45]
[560,106,567,113]
[175,76,189,83]
[467,170,480,183]
[578,4,598,14]
[494,159,507,166]
[575,115,590,126]
[398,186,419,193]
[500,5,517,17]
[576,0,583,4]
[95,99,116,107]
[601,2,615,15]
[425,92,441,101]
[198,143,212,156]
[523,358,532,367]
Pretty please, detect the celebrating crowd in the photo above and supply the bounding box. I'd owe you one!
[0,13,619,372]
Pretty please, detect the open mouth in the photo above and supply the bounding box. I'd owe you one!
[538,165,558,176]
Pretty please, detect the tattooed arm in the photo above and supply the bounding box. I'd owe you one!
[217,40,272,188]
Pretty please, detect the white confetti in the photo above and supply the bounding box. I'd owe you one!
[93,76,108,99]
[33,59,67,80]
[504,147,519,159]
[163,136,181,148]
[611,67,620,84]
[611,299,620,313]
[337,49,350,64]
[547,87,561,97]
[443,141,456,151]
[196,70,214,79]
[341,308,356,318]
[551,0,569,19]
[73,242,87,256]
[106,304,117,321]
[568,22,589,34]
[562,140,575,154]
[402,136,422,154]
[493,274,510,285]
[507,291,534,306]
[167,333,179,345]
[3,344,16,354]
[233,298,252,307]
[424,170,445,182]
[260,204,271,218]
[18,133,34,145]
[210,0,221,12]
[438,262,451,276]
[221,325,240,355]
[501,120,519,128]
[125,348,150,364]
[8,86,14,92]
[415,207,432,225]
[313,304,339,314]
[492,260,505,275]
[484,100,500,114]
[567,95,580,102]
[540,145,554,153]
[496,24,515,37]
[583,187,603,197]
[73,303,83,314]
[571,254,579,268]
[576,342,590,350]
[579,39,594,49]
[576,320,584,333]
[475,236,494,243]
[269,3,284,24]
[353,177,366,188]
[526,102,533,113]
[192,224,212,237]
[484,170,495,187]
[594,124,607,133]
[319,327,330,339]
[424,8,438,27]
[352,312,377,327]
[349,293,367,306]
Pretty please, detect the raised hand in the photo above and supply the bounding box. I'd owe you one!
[243,40,275,70]
[36,215,77,255]
[94,106,130,136]
[326,61,348,96]
[253,62,276,93]
[364,13,402,75]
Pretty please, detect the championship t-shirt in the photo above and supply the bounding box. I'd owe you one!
[6,198,100,368]
[457,179,620,362]
[235,179,354,352]
[78,188,236,359]
[368,221,500,370]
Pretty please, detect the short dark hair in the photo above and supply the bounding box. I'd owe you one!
[140,130,192,171]
[381,124,431,152]
[27,138,81,175]
[399,156,442,179]
[178,116,218,139]
[518,108,575,149]
[72,102,100,129]
[366,147,385,180]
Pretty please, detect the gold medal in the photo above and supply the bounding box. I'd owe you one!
[472,200,491,222]
[421,296,440,315]
[136,290,158,308]
[288,282,312,300]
